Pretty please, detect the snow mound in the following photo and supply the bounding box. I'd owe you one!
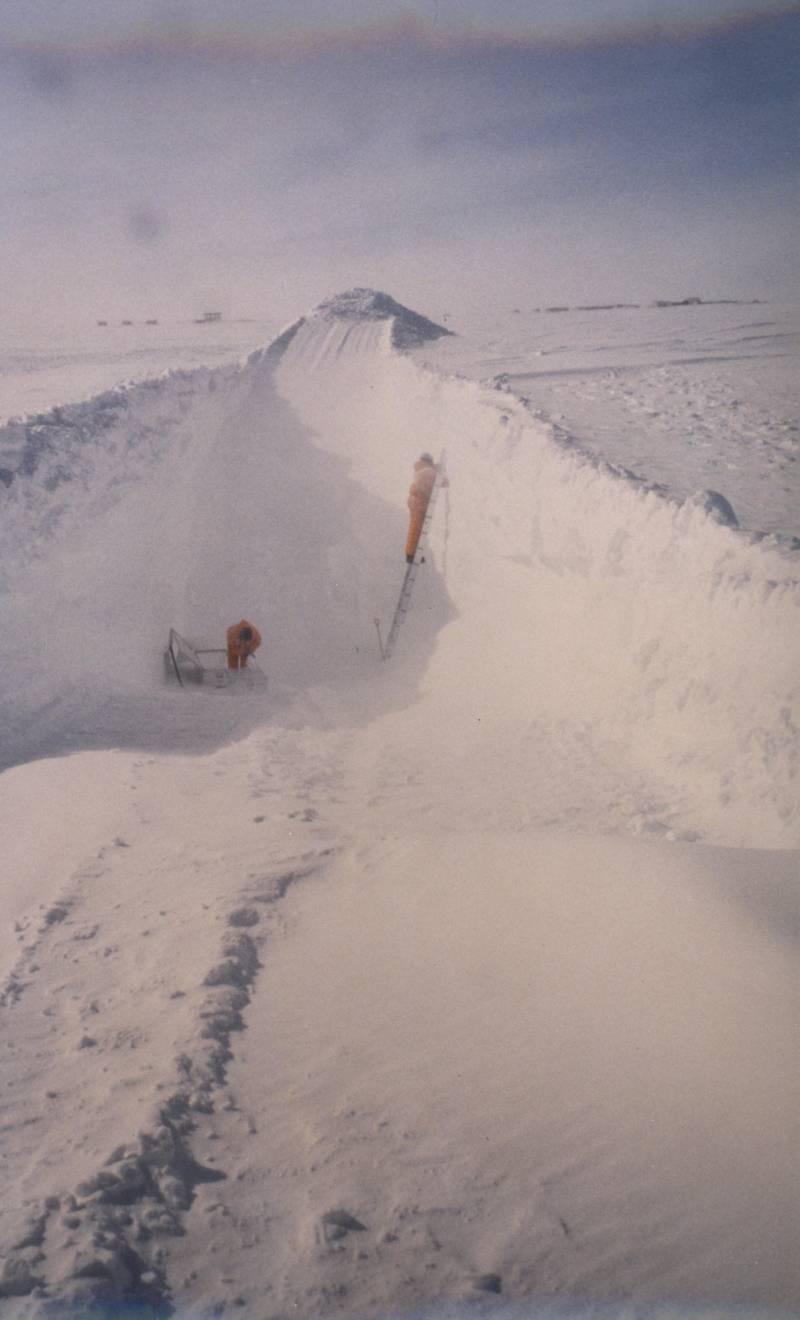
[317,288,453,348]
[267,287,452,360]
[683,488,739,527]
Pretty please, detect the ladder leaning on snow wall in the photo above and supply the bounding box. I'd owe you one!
[379,453,447,661]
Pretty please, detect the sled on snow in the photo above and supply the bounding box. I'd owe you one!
[164,629,267,691]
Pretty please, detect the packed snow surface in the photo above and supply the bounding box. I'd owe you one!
[0,294,798,1319]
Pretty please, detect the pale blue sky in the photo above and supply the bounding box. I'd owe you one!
[1,2,797,328]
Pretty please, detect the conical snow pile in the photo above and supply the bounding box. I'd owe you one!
[265,287,452,362]
[316,288,453,349]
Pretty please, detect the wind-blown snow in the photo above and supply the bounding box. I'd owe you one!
[0,293,797,1318]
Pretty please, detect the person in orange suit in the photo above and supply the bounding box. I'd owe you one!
[405,452,447,563]
[226,619,262,670]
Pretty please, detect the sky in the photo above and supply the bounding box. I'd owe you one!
[1,1,798,330]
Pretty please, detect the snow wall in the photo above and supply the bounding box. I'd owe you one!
[269,310,799,850]
[0,297,797,849]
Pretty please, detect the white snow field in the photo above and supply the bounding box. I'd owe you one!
[0,293,798,1320]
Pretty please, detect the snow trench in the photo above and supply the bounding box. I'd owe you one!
[271,303,799,848]
[0,295,797,847]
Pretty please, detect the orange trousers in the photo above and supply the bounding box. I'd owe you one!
[405,508,426,560]
[227,649,252,670]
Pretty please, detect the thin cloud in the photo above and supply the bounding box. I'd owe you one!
[2,0,797,43]
[1,8,797,328]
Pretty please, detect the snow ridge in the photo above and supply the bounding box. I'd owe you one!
[0,291,797,845]
[0,365,235,571]
[273,302,800,847]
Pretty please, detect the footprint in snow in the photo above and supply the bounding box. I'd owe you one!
[318,1210,367,1244]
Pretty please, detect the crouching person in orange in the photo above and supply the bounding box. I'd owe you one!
[226,619,262,670]
[405,452,447,564]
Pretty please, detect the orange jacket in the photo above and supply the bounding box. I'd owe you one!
[226,619,262,656]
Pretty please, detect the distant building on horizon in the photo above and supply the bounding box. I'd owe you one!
[194,310,222,323]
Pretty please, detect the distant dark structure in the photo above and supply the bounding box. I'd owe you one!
[194,311,222,324]
[530,298,762,315]
[654,297,762,308]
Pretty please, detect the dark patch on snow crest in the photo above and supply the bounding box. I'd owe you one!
[683,488,739,527]
[266,288,453,359]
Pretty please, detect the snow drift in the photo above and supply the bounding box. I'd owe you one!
[1,293,798,1318]
[269,291,799,848]
[0,289,797,847]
